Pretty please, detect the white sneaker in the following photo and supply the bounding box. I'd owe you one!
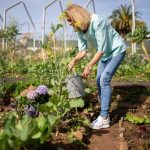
[90,115,110,129]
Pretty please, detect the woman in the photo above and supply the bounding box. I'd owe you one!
[64,4,126,129]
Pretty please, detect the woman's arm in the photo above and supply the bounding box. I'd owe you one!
[82,51,103,78]
[73,51,87,63]
[68,51,87,71]
[86,51,103,68]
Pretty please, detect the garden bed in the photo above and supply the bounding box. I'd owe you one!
[0,83,150,150]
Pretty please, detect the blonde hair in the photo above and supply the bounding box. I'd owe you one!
[64,4,91,31]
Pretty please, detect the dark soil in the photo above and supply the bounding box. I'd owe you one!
[124,122,150,150]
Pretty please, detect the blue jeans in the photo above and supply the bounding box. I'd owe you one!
[96,51,126,117]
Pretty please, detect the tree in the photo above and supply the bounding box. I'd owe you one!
[109,4,141,37]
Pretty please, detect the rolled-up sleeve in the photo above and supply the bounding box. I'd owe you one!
[94,19,108,53]
[77,32,88,51]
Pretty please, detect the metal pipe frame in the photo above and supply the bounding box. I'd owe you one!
[85,0,96,13]
[0,15,3,23]
[41,0,65,44]
[59,0,67,53]
[3,1,36,51]
[41,0,66,55]
[131,0,136,54]
[22,2,36,50]
[0,15,3,49]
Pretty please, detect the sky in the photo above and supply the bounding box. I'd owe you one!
[0,0,150,40]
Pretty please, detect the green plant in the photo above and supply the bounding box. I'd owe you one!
[0,23,19,42]
[125,113,150,125]
[42,23,64,56]
[0,53,8,98]
[28,57,68,85]
[0,95,84,150]
[115,53,150,81]
[127,26,150,60]
[0,21,20,75]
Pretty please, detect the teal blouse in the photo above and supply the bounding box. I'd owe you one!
[77,14,126,61]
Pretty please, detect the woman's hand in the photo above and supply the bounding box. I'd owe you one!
[68,51,87,72]
[68,60,76,72]
[82,52,103,78]
[82,66,92,78]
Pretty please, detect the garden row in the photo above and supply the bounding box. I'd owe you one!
[0,50,150,149]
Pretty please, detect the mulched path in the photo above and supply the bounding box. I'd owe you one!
[88,123,119,150]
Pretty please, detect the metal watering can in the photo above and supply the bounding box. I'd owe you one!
[65,73,84,99]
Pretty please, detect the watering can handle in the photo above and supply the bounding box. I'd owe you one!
[70,69,87,79]
[72,69,77,76]
[69,68,77,76]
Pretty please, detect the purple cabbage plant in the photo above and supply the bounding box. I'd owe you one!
[25,85,49,118]
[27,90,38,100]
[27,85,49,104]
[35,85,49,95]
